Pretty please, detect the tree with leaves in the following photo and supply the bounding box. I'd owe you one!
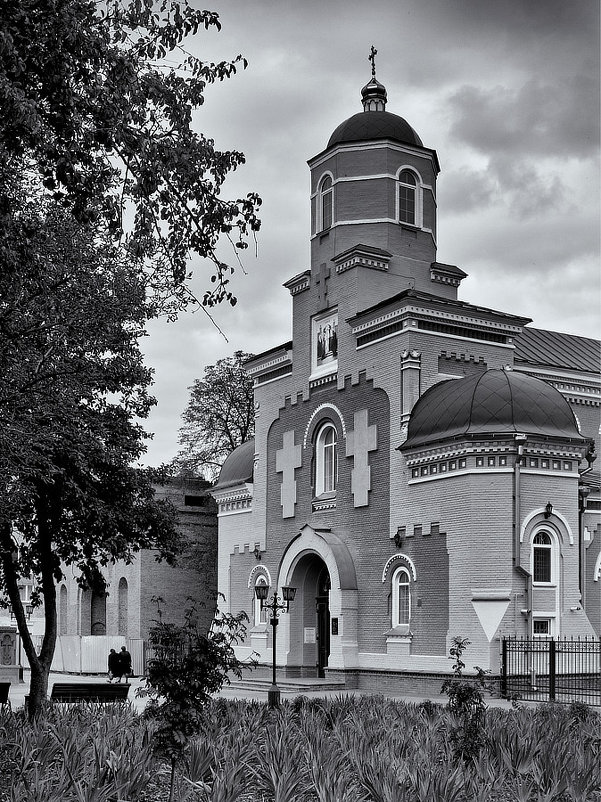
[0,1,260,718]
[173,351,255,481]
[140,598,252,802]
[0,187,184,719]
[0,0,261,310]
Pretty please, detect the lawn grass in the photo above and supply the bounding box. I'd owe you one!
[1,695,599,801]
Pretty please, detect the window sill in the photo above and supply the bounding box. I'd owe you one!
[312,493,336,512]
[385,625,412,640]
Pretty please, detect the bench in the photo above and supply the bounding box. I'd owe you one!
[0,682,10,707]
[50,682,130,703]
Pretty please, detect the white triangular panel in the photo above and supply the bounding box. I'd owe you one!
[472,600,510,642]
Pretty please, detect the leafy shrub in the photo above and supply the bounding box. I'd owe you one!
[442,636,492,761]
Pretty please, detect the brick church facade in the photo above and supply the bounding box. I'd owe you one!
[212,73,601,688]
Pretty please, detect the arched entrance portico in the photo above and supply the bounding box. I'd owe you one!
[278,525,358,677]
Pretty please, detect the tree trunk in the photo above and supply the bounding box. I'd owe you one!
[27,660,50,719]
[0,502,59,721]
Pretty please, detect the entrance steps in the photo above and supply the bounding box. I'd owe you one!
[227,676,346,694]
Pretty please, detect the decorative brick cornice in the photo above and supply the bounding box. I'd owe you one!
[332,244,392,275]
[213,484,253,513]
[283,271,311,296]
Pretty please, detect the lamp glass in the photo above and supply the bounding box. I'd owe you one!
[282,586,296,602]
[254,584,269,601]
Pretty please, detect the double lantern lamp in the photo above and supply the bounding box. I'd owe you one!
[254,583,297,707]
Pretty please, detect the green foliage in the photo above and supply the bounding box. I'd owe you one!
[1,704,155,802]
[1,696,600,801]
[0,187,181,719]
[139,597,253,800]
[0,0,261,306]
[442,636,492,761]
[173,350,255,481]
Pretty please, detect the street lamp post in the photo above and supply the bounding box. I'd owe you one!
[254,583,296,707]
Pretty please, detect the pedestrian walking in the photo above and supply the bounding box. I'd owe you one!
[119,645,132,681]
[107,648,120,683]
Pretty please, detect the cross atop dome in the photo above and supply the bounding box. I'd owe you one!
[369,45,377,78]
[361,46,387,111]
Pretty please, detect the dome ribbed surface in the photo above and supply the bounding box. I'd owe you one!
[327,111,423,149]
[214,439,255,488]
[402,370,583,449]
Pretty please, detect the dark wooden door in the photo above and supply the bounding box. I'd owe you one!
[316,596,330,677]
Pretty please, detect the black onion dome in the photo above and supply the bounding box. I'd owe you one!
[402,369,583,450]
[328,111,423,149]
[214,438,255,488]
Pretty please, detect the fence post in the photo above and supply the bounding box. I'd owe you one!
[549,639,556,701]
[500,638,508,698]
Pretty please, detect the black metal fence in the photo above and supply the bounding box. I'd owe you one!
[501,637,601,706]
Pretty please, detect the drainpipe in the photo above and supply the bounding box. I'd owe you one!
[578,487,589,605]
[513,434,531,636]
[513,434,527,570]
[578,440,596,608]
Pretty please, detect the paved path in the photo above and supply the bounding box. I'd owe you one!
[7,669,516,711]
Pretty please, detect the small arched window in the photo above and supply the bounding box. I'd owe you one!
[254,575,268,626]
[118,578,128,637]
[398,169,419,226]
[59,585,68,636]
[315,423,338,496]
[392,567,411,627]
[532,531,553,583]
[319,175,333,231]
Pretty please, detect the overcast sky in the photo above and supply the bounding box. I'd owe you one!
[140,0,600,468]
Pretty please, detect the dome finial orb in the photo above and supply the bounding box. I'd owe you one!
[362,46,387,111]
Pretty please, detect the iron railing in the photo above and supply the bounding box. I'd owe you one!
[501,637,601,706]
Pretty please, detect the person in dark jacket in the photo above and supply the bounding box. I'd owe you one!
[107,648,120,683]
[119,645,132,681]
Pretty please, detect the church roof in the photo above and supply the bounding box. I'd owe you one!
[327,111,423,149]
[401,369,585,450]
[349,288,531,328]
[213,439,255,489]
[515,327,600,374]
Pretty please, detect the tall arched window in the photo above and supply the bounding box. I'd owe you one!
[315,423,338,496]
[118,578,128,637]
[532,531,553,583]
[392,566,411,627]
[398,169,419,226]
[90,591,106,635]
[253,575,268,626]
[59,585,68,635]
[319,175,333,231]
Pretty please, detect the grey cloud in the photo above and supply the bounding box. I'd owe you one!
[438,167,497,213]
[448,76,599,159]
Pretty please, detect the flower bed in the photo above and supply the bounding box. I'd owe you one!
[1,696,599,801]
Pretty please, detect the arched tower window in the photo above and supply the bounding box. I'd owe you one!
[118,578,128,637]
[532,531,553,584]
[398,169,420,226]
[59,585,68,636]
[315,422,338,496]
[253,575,268,626]
[319,175,333,231]
[90,590,106,635]
[392,566,411,627]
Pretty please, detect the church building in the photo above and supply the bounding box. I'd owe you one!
[212,68,601,689]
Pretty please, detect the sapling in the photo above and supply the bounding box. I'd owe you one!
[139,597,254,802]
[442,636,492,761]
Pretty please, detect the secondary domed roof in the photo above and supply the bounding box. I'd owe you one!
[213,438,255,489]
[402,369,583,450]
